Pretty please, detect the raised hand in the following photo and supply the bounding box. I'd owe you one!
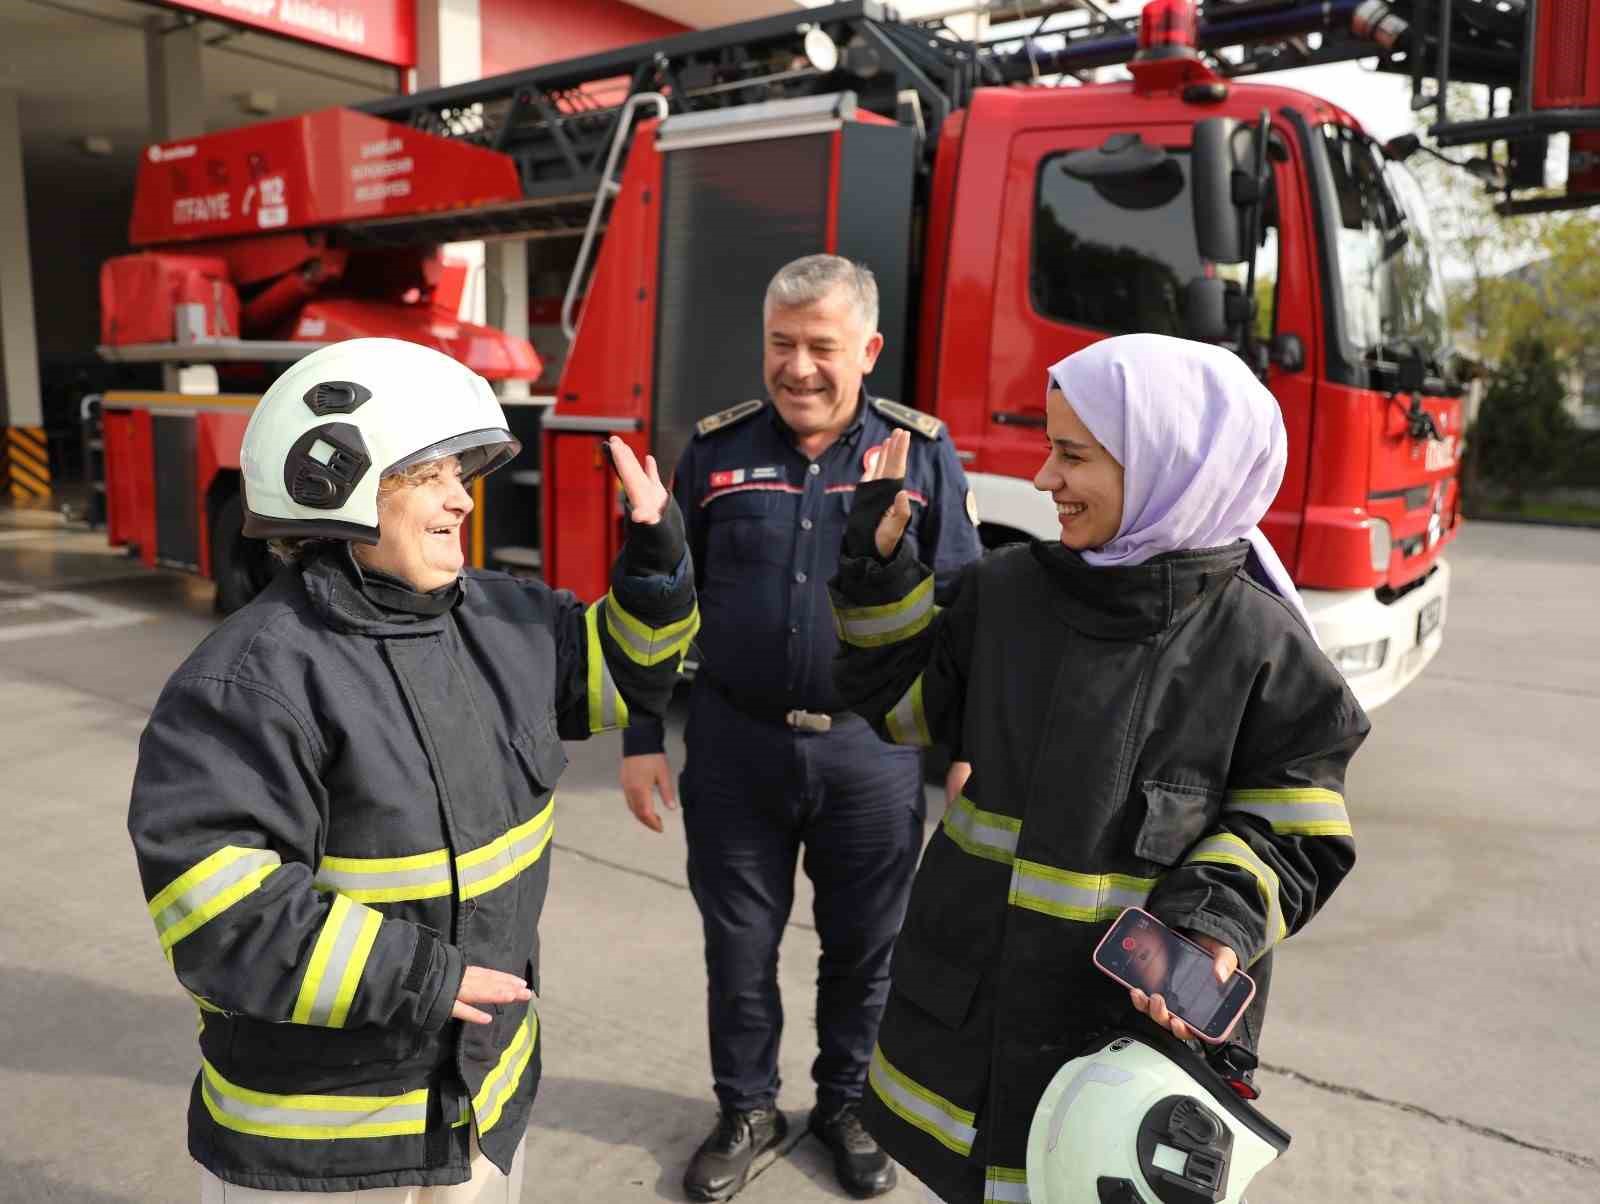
[861,428,913,559]
[606,436,669,526]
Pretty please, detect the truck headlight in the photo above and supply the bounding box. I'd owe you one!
[1329,639,1389,676]
[1368,519,1392,572]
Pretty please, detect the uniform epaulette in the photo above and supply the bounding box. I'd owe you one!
[871,397,944,440]
[695,399,765,438]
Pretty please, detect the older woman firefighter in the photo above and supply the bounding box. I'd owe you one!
[128,337,697,1201]
[828,334,1368,1204]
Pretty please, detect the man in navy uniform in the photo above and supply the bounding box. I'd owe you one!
[619,255,983,1201]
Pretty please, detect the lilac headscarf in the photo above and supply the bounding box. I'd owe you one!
[1045,334,1311,629]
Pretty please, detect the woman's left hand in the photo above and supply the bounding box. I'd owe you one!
[861,429,913,558]
[606,437,669,526]
[1129,933,1239,1042]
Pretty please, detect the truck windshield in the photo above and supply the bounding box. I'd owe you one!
[1316,124,1452,373]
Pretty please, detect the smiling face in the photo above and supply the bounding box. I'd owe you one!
[353,455,472,591]
[1033,387,1125,551]
[763,285,884,439]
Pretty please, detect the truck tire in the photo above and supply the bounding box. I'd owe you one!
[211,492,277,614]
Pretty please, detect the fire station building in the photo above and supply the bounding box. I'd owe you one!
[0,0,816,505]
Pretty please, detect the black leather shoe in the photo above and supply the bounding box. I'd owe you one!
[809,1101,897,1199]
[683,1105,789,1201]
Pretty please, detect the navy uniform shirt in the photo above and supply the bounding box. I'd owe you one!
[623,391,983,756]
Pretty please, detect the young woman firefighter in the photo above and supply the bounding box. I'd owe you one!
[127,337,698,1201]
[828,334,1369,1204]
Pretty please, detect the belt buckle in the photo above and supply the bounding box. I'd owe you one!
[785,709,832,733]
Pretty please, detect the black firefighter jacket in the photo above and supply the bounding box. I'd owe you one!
[128,523,696,1193]
[829,483,1368,1204]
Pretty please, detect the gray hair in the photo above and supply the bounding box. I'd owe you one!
[764,254,879,334]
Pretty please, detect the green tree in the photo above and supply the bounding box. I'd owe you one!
[1468,336,1576,504]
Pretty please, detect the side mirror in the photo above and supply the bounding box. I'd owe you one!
[1269,332,1305,373]
[1192,117,1243,264]
[1183,277,1229,342]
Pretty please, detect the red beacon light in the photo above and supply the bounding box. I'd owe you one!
[1136,0,1199,60]
[1129,0,1221,95]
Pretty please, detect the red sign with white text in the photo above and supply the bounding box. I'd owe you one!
[161,0,414,67]
[130,108,523,247]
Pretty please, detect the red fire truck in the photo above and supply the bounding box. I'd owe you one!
[94,0,1600,710]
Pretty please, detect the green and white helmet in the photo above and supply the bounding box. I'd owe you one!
[1026,1031,1289,1204]
[240,337,520,544]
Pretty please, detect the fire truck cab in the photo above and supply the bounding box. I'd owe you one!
[92,0,1599,710]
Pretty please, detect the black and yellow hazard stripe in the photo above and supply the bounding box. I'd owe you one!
[5,425,51,505]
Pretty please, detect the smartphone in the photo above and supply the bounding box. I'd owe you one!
[1092,907,1256,1044]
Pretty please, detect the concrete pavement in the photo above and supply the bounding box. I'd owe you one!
[0,513,1596,1202]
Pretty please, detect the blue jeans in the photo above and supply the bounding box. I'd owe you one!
[680,679,925,1114]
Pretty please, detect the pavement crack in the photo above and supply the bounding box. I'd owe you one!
[550,842,818,933]
[1259,1061,1600,1174]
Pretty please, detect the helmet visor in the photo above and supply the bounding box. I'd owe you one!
[385,428,522,484]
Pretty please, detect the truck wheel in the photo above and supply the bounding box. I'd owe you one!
[211,493,276,614]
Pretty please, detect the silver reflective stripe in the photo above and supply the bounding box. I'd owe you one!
[293,893,382,1028]
[586,602,629,733]
[868,1046,977,1156]
[456,800,555,901]
[313,851,452,903]
[474,1010,539,1134]
[836,576,936,647]
[984,1169,1030,1203]
[201,1059,428,1140]
[1009,862,1154,923]
[1186,832,1287,951]
[1225,788,1352,837]
[150,847,281,950]
[884,675,931,746]
[604,594,699,667]
[941,795,1020,865]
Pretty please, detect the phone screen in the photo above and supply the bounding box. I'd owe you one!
[1094,908,1254,1041]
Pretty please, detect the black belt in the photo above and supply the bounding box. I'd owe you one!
[700,673,851,732]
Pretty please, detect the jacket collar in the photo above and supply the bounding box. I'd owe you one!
[300,544,463,636]
[1029,539,1249,640]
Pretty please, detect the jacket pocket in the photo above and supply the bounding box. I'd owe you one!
[1134,781,1218,866]
[890,937,982,1031]
[512,715,568,792]
[234,1016,424,1070]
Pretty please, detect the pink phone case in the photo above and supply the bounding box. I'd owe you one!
[1092,906,1256,1044]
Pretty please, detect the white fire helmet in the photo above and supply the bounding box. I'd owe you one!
[240,337,520,544]
[1026,1031,1289,1204]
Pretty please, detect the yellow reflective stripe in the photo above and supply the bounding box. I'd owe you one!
[868,1045,976,1156]
[201,1059,427,1140]
[148,846,281,951]
[884,674,932,747]
[941,794,1020,865]
[985,1167,1030,1203]
[456,799,555,901]
[835,575,937,647]
[1185,832,1288,955]
[293,893,383,1027]
[604,593,701,667]
[1008,862,1155,923]
[585,601,631,733]
[1225,787,1352,837]
[314,847,453,903]
[474,1009,539,1134]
